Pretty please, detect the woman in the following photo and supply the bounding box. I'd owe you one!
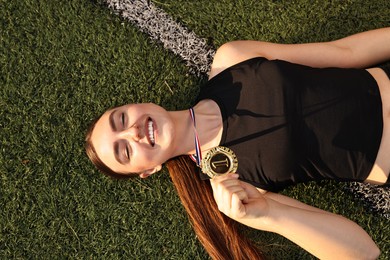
[86,27,390,259]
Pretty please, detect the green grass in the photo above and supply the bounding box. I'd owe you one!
[1,0,389,259]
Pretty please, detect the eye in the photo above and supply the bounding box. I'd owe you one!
[121,112,125,126]
[114,141,131,164]
[124,142,131,161]
[125,145,129,159]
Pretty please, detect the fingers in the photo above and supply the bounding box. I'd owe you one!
[210,174,270,220]
[231,192,247,218]
[210,174,248,218]
[239,181,263,199]
[210,174,262,201]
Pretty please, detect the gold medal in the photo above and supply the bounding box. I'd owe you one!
[201,146,238,178]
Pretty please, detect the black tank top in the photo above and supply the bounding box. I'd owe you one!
[197,57,383,192]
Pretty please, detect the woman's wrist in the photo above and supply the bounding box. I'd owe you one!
[242,197,287,232]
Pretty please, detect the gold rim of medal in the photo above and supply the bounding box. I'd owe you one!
[201,146,238,178]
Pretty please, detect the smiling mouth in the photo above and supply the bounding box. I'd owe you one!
[146,117,155,147]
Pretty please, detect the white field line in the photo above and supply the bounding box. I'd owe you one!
[105,0,215,76]
[104,0,389,219]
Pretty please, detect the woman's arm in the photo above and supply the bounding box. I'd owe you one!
[210,27,390,78]
[210,174,380,260]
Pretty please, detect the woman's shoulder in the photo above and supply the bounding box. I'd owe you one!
[209,42,268,79]
[209,55,268,80]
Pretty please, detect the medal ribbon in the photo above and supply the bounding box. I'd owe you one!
[189,107,202,167]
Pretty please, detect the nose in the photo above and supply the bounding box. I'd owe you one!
[118,125,143,141]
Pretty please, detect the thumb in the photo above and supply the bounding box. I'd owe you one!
[240,181,263,200]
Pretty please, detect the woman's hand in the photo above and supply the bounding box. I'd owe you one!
[210,174,380,259]
[209,174,269,221]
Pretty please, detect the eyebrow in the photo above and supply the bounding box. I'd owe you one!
[110,110,129,165]
[109,109,117,132]
[110,110,124,164]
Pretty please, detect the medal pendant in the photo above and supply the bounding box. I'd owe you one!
[201,146,238,178]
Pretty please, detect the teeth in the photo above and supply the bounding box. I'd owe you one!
[147,119,155,145]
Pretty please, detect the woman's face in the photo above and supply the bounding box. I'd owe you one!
[90,103,176,177]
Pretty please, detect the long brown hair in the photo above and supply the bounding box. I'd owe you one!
[85,120,264,259]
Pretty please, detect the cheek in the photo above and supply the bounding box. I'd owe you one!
[133,147,154,166]
[161,119,175,141]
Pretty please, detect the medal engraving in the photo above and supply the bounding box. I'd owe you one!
[201,146,238,178]
[211,158,229,170]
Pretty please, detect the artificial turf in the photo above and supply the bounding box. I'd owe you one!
[1,0,389,259]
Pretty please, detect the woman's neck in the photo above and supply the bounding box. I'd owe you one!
[169,100,223,156]
[192,100,223,152]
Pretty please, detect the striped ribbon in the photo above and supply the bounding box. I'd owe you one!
[189,107,202,167]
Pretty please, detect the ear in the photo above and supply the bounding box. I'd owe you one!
[139,165,162,179]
